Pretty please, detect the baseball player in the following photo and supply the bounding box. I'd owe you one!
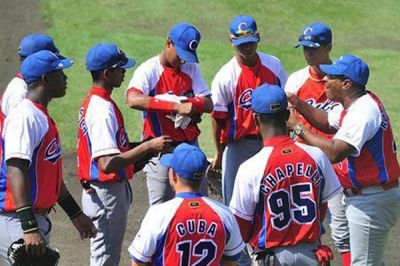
[230,84,341,266]
[126,23,213,206]
[210,15,287,205]
[129,143,245,266]
[77,43,171,266]
[1,33,62,118]
[0,50,96,266]
[285,22,351,265]
[287,54,400,265]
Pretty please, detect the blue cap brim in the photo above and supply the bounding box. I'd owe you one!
[175,46,198,63]
[160,153,173,168]
[119,58,136,69]
[320,64,344,76]
[55,58,74,70]
[231,36,259,46]
[295,40,321,48]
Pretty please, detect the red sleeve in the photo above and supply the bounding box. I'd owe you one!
[211,110,229,119]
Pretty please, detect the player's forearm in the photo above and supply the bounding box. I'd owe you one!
[298,127,345,163]
[294,98,335,134]
[211,117,225,154]
[201,96,214,113]
[6,159,31,209]
[98,141,154,174]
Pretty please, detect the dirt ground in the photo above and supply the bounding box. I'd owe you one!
[0,1,399,265]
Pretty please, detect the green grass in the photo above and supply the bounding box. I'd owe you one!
[39,0,400,156]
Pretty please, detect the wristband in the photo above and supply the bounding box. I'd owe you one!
[187,97,205,113]
[148,98,175,112]
[16,206,39,233]
[293,124,304,138]
[58,192,83,220]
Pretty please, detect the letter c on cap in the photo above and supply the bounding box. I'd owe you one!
[303,27,313,35]
[238,22,248,32]
[189,40,198,51]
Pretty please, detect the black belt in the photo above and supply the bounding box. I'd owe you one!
[243,134,261,140]
[343,180,399,197]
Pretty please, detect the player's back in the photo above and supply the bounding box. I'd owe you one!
[231,136,340,250]
[129,192,242,266]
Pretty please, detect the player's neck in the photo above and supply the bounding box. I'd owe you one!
[342,89,367,109]
[27,87,50,108]
[260,126,289,139]
[236,53,258,67]
[93,81,114,92]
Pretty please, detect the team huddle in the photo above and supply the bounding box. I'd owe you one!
[0,14,399,266]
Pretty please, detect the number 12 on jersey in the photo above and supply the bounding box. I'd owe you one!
[177,239,217,266]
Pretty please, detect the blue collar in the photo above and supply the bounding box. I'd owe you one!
[176,192,203,199]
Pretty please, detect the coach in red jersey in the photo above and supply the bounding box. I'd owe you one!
[129,143,244,266]
[285,22,351,265]
[230,84,341,265]
[0,51,96,265]
[287,54,400,266]
[125,23,213,206]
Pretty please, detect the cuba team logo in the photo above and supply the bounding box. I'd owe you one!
[238,88,253,110]
[45,138,62,164]
[305,98,340,112]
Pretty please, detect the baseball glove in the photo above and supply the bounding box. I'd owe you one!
[7,239,60,266]
[206,164,222,197]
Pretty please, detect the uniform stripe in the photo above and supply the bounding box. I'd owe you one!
[365,128,388,184]
[0,139,6,210]
[28,142,42,205]
[149,88,162,137]
[227,102,236,143]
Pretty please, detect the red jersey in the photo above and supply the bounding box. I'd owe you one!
[129,192,244,265]
[330,92,400,188]
[126,55,210,142]
[77,87,134,183]
[230,136,341,249]
[0,99,62,211]
[211,52,287,144]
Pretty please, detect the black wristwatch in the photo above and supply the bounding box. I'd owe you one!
[293,124,304,137]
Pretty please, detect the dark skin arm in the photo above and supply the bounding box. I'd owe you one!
[97,136,172,174]
[6,158,46,256]
[210,116,226,169]
[57,182,97,240]
[127,92,213,116]
[287,92,337,134]
[297,125,356,163]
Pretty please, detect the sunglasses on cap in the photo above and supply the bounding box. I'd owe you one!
[230,28,259,39]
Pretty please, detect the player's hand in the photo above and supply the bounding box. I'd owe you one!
[286,92,299,109]
[71,213,97,240]
[211,152,222,170]
[147,136,173,153]
[23,231,47,256]
[313,245,334,265]
[175,102,194,116]
[286,108,298,131]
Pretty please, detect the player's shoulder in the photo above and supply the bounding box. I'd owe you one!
[6,99,47,125]
[201,196,237,222]
[242,147,273,169]
[146,197,184,222]
[258,51,284,68]
[212,57,240,83]
[134,55,161,73]
[285,66,310,93]
[294,142,327,162]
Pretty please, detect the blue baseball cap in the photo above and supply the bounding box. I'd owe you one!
[295,22,332,48]
[320,54,369,86]
[18,33,60,57]
[21,50,73,84]
[86,43,136,71]
[229,15,260,46]
[160,143,208,182]
[251,84,288,114]
[169,23,201,63]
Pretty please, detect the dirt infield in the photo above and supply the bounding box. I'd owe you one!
[0,1,399,265]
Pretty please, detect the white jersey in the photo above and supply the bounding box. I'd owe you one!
[1,76,28,117]
[129,192,244,265]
